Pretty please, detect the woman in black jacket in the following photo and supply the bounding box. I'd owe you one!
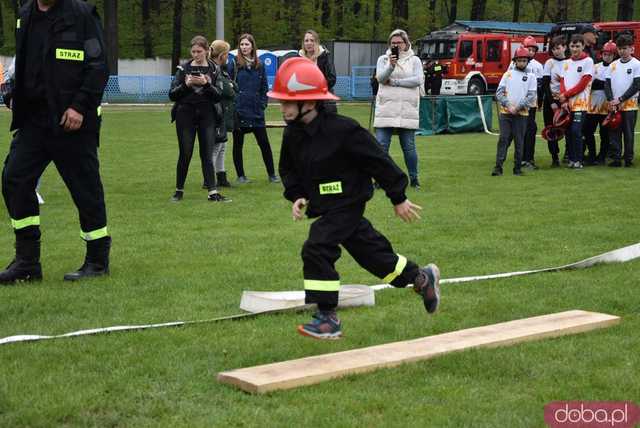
[169,36,228,202]
[299,29,337,113]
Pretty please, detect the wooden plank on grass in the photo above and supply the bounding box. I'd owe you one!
[217,310,619,394]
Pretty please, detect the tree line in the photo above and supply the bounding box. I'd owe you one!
[0,0,636,73]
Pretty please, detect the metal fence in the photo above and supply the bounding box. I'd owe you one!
[0,72,375,105]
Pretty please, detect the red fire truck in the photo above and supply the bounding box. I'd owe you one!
[547,21,640,59]
[416,21,553,95]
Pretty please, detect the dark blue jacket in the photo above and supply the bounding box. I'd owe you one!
[228,58,268,128]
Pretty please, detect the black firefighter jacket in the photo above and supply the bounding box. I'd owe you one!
[279,111,408,218]
[7,0,108,134]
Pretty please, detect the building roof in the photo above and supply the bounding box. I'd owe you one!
[450,20,555,35]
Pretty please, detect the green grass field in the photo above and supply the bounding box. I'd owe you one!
[0,104,638,427]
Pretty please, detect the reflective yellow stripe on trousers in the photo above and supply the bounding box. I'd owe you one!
[11,216,40,230]
[382,254,407,283]
[80,227,108,241]
[304,279,341,292]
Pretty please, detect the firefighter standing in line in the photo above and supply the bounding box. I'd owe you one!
[542,36,567,167]
[492,47,537,176]
[270,57,441,339]
[0,0,110,284]
[423,58,443,96]
[520,36,544,169]
[583,40,617,165]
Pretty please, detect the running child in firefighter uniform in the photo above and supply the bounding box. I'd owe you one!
[269,57,441,340]
[584,40,617,165]
[492,47,537,176]
[605,34,640,167]
[542,36,567,167]
[558,34,594,169]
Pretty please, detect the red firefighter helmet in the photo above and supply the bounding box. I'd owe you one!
[602,40,617,54]
[523,36,538,51]
[541,125,565,142]
[513,47,530,61]
[602,110,622,129]
[553,104,571,129]
[267,57,340,101]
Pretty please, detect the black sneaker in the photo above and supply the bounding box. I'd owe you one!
[413,264,441,314]
[625,160,634,167]
[410,178,421,188]
[208,193,232,202]
[491,166,503,176]
[171,190,183,202]
[609,160,622,167]
[551,158,560,167]
[297,311,342,340]
[513,168,523,176]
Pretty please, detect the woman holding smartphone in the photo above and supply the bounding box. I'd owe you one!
[169,35,229,202]
[228,33,279,184]
[374,29,424,189]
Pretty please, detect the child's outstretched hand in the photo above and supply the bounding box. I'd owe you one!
[292,198,308,221]
[394,199,422,223]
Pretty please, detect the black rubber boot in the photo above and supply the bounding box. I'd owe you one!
[217,171,231,187]
[0,239,42,285]
[64,236,111,281]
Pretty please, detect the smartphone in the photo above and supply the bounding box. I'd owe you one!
[391,46,399,58]
[191,71,202,77]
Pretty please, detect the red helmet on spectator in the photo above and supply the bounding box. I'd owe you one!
[553,105,571,129]
[602,110,622,129]
[513,47,530,61]
[267,57,339,101]
[541,125,565,142]
[523,36,538,51]
[602,40,617,54]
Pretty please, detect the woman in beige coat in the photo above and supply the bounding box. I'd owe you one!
[374,29,424,188]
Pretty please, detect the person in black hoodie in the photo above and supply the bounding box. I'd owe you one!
[169,35,228,202]
[271,57,441,340]
[299,29,337,113]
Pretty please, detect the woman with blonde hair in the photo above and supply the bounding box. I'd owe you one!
[299,29,337,112]
[209,39,236,187]
[228,33,279,184]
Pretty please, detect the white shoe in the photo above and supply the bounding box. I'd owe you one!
[36,191,45,205]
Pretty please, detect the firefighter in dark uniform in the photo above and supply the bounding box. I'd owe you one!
[269,57,441,340]
[423,58,443,95]
[0,0,110,284]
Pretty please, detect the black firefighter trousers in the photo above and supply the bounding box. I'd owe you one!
[2,124,107,241]
[302,203,420,311]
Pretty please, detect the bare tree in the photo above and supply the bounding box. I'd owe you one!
[592,0,601,21]
[142,0,153,58]
[428,0,436,30]
[555,0,568,21]
[470,0,487,20]
[104,0,118,74]
[172,0,183,71]
[372,0,381,38]
[537,0,549,21]
[447,0,458,24]
[617,0,635,20]
[513,0,521,22]
[321,0,330,28]
[392,0,409,28]
[336,0,344,38]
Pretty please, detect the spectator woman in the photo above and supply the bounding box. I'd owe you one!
[299,29,337,113]
[209,39,237,187]
[169,35,229,202]
[228,33,279,184]
[374,29,424,188]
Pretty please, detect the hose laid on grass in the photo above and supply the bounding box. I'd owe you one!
[1,241,639,346]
